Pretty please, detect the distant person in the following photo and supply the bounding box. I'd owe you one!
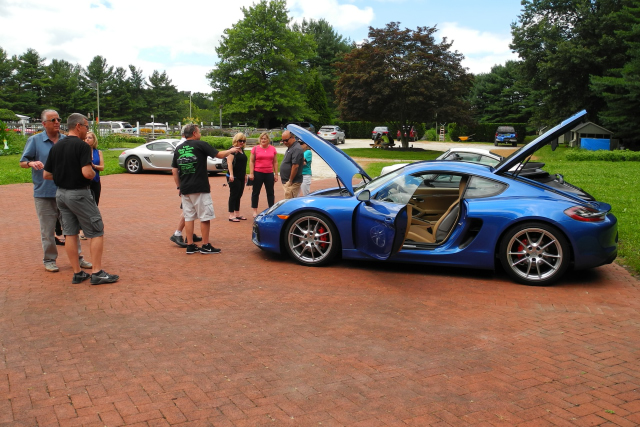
[249,132,278,218]
[43,113,117,285]
[279,130,304,199]
[19,109,90,273]
[171,124,240,254]
[299,141,312,196]
[226,133,248,222]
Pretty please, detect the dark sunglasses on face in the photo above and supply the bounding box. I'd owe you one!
[45,118,62,123]
[237,139,246,143]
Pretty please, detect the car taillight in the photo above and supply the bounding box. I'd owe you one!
[317,132,320,135]
[331,132,336,135]
[121,151,127,155]
[495,133,498,137]
[515,133,518,138]
[564,206,606,222]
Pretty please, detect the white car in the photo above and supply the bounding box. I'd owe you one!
[380,148,503,176]
[317,125,346,144]
[118,138,227,174]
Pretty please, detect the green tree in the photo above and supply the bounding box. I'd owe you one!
[335,22,473,147]
[306,73,331,127]
[146,70,181,123]
[293,18,352,109]
[83,56,115,121]
[591,2,640,139]
[0,47,15,110]
[207,0,316,128]
[9,48,47,116]
[104,67,133,121]
[41,59,88,117]
[510,0,629,127]
[470,60,533,123]
[128,65,148,124]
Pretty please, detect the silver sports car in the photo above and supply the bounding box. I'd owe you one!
[118,138,227,174]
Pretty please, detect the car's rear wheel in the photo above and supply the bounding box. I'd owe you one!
[512,141,517,147]
[499,222,570,286]
[494,140,499,146]
[284,212,339,266]
[125,156,143,174]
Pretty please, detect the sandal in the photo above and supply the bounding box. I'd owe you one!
[228,218,240,222]
[236,216,247,220]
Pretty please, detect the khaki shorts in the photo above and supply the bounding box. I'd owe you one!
[181,193,215,222]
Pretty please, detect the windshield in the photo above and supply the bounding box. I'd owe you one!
[354,169,402,193]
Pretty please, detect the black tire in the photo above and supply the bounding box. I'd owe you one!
[499,222,570,286]
[512,141,517,147]
[494,140,499,146]
[125,156,143,174]
[284,212,340,267]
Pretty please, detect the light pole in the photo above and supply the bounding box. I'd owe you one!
[219,105,223,128]
[90,82,100,123]
[187,91,192,119]
[150,115,155,137]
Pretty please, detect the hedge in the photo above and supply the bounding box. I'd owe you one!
[99,133,146,149]
[566,149,640,161]
[448,123,528,143]
[201,136,234,149]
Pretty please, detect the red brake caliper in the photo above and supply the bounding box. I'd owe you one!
[317,226,328,249]
[517,239,528,260]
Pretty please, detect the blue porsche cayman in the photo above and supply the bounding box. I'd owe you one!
[253,111,617,285]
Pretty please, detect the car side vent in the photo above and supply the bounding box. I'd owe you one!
[144,156,151,163]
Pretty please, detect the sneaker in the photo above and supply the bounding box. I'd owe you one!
[44,262,59,272]
[186,244,200,254]
[90,270,119,285]
[170,234,187,248]
[72,271,91,284]
[193,234,203,242]
[199,243,221,254]
[79,259,93,269]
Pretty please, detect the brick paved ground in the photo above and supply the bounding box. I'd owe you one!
[1,173,639,426]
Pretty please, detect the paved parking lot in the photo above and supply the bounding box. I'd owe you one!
[1,173,639,426]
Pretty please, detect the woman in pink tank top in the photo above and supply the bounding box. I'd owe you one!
[249,132,278,217]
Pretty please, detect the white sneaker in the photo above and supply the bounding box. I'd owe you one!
[44,262,59,272]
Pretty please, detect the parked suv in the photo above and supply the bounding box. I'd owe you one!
[495,126,517,146]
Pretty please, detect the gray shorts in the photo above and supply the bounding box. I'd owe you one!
[56,188,104,238]
[181,192,215,222]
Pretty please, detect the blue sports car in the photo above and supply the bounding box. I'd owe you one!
[253,111,617,285]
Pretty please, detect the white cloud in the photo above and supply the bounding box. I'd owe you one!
[437,22,518,74]
[288,0,374,31]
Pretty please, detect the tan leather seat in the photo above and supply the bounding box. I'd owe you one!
[406,176,468,244]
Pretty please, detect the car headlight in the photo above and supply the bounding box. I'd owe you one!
[265,199,287,215]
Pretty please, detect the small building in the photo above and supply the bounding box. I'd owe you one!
[559,122,617,149]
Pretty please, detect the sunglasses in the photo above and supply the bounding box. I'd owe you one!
[45,118,62,123]
[237,139,246,143]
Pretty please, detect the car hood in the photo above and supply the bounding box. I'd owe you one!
[493,110,587,175]
[288,124,371,195]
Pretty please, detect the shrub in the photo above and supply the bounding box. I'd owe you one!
[139,128,166,134]
[566,149,640,162]
[201,136,233,149]
[0,129,28,156]
[425,128,438,141]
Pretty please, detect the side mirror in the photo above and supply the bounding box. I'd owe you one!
[357,190,371,202]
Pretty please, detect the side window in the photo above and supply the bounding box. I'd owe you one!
[465,176,507,199]
[375,174,422,205]
[477,155,500,166]
[151,142,172,151]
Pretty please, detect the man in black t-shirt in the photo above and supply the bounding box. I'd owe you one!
[44,113,119,285]
[171,124,240,254]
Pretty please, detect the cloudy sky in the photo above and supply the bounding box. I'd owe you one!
[0,0,523,94]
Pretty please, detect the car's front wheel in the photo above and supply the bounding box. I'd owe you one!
[284,212,340,266]
[499,222,570,286]
[125,156,143,174]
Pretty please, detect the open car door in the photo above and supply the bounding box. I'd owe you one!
[355,200,409,260]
